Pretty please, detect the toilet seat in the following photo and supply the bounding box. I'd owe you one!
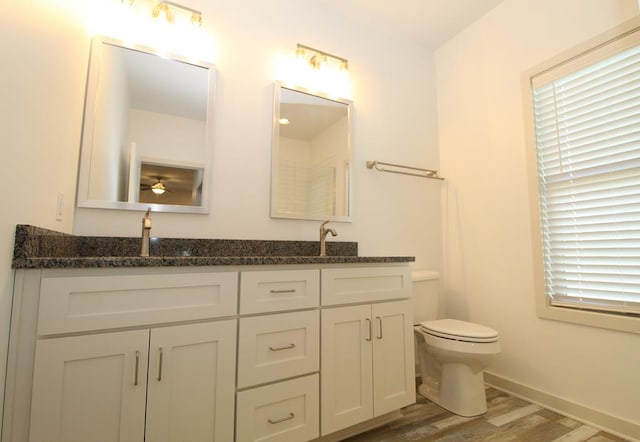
[420,319,498,343]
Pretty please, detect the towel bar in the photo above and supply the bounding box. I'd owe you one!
[366,160,444,180]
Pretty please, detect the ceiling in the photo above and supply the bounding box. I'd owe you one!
[315,0,505,49]
[280,102,346,140]
[119,43,209,121]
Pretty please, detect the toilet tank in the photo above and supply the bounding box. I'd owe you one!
[411,270,441,324]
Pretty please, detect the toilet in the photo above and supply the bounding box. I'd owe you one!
[411,271,501,417]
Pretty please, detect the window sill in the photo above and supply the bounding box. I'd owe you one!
[536,301,640,334]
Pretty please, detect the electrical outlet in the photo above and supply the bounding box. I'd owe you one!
[56,192,64,221]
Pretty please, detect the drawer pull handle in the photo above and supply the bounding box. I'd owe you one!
[268,412,295,424]
[376,316,383,339]
[269,343,296,351]
[365,318,372,341]
[270,289,297,294]
[134,350,140,386]
[157,347,164,381]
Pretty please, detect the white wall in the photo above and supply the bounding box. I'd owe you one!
[0,0,442,421]
[436,0,640,432]
[127,109,205,163]
[0,0,88,423]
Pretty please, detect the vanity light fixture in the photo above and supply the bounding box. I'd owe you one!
[152,1,202,27]
[279,118,290,125]
[296,44,348,72]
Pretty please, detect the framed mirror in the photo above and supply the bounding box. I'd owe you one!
[76,36,215,213]
[271,83,352,221]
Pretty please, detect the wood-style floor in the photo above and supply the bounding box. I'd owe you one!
[344,386,629,441]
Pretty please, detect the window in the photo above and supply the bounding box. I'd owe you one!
[524,18,640,333]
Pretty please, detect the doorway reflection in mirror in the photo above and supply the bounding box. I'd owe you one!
[136,163,203,206]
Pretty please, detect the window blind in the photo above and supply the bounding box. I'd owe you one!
[531,43,640,315]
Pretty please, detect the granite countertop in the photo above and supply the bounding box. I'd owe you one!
[12,225,414,269]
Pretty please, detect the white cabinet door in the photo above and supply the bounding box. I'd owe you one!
[372,300,416,416]
[320,305,373,435]
[321,301,416,436]
[145,320,237,442]
[29,330,149,442]
[29,321,237,442]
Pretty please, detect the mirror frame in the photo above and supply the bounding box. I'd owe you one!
[270,82,353,222]
[76,36,215,214]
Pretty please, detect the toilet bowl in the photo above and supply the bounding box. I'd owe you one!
[415,318,500,416]
[410,271,501,416]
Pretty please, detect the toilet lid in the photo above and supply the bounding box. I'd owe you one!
[420,319,498,343]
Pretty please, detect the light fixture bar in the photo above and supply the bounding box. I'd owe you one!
[152,1,203,26]
[296,43,349,70]
[160,1,200,16]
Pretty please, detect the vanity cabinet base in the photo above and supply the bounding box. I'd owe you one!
[3,263,415,442]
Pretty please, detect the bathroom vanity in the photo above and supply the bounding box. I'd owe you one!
[3,226,415,442]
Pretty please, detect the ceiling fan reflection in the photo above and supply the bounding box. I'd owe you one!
[140,177,170,195]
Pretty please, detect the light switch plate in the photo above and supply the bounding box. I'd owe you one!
[56,192,64,221]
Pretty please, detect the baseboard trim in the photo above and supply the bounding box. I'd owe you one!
[484,372,640,442]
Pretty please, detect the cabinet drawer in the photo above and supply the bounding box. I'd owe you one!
[236,374,319,442]
[240,269,319,314]
[321,266,411,305]
[237,310,319,388]
[38,272,238,335]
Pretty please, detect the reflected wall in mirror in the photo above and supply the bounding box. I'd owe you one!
[76,36,215,213]
[271,83,352,221]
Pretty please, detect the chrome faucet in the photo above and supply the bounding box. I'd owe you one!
[319,220,337,257]
[141,208,151,257]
